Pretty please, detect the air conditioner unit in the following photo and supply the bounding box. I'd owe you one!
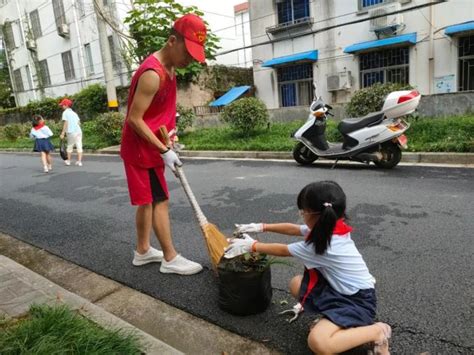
[369,2,403,33]
[26,39,36,51]
[58,23,69,37]
[327,71,352,92]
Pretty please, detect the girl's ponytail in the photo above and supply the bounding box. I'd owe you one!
[298,181,347,255]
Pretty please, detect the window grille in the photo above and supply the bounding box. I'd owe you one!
[3,22,16,50]
[84,43,94,76]
[61,50,75,81]
[360,0,386,9]
[39,60,51,86]
[30,10,42,39]
[277,0,310,24]
[25,65,33,90]
[458,35,474,92]
[277,63,313,107]
[52,0,67,31]
[13,69,24,92]
[359,47,409,88]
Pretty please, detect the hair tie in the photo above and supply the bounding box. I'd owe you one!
[323,202,332,208]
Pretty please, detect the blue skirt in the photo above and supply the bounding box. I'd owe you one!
[33,138,54,152]
[299,268,376,328]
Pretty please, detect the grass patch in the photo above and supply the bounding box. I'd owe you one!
[179,115,474,153]
[0,304,144,354]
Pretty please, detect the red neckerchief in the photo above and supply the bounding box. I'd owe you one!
[305,218,352,241]
[34,122,45,130]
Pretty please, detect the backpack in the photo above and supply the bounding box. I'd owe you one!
[59,139,68,160]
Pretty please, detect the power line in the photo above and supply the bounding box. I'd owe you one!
[215,0,448,57]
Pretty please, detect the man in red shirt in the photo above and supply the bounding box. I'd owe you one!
[120,14,207,275]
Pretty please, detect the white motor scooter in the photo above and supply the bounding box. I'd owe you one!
[292,85,420,168]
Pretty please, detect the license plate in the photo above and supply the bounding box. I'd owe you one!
[397,134,408,149]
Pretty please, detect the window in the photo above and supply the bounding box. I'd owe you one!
[61,50,75,80]
[277,63,313,107]
[108,35,119,70]
[277,0,310,25]
[84,43,94,76]
[360,0,385,9]
[13,69,24,92]
[458,35,474,92]
[30,10,42,39]
[359,47,409,88]
[52,0,66,31]
[3,22,16,50]
[39,60,51,86]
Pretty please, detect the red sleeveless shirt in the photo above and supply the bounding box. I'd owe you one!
[120,54,177,168]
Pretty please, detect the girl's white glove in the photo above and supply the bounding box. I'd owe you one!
[161,149,182,172]
[234,223,263,234]
[224,234,256,259]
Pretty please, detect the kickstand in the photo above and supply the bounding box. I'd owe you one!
[331,159,339,169]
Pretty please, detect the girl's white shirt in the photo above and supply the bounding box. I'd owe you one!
[30,126,53,139]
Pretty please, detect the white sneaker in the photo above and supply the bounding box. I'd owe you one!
[75,161,82,166]
[160,254,203,275]
[64,160,71,166]
[132,247,164,266]
[43,165,49,173]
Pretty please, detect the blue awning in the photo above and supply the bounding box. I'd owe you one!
[445,21,474,36]
[209,86,251,107]
[262,50,318,68]
[344,33,417,54]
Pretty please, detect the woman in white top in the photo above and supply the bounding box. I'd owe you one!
[30,115,54,173]
[225,180,391,355]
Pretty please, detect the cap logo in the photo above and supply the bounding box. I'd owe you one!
[194,31,206,44]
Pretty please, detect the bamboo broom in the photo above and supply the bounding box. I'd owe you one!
[159,126,228,269]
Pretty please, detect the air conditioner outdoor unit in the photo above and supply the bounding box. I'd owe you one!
[58,23,69,37]
[26,39,36,51]
[327,71,352,92]
[369,2,403,33]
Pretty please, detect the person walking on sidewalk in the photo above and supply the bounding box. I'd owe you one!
[59,98,83,167]
[227,181,391,355]
[30,115,54,173]
[120,14,207,275]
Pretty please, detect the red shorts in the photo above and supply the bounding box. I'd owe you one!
[124,162,169,205]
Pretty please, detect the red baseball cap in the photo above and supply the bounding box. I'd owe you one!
[59,98,73,107]
[173,14,207,63]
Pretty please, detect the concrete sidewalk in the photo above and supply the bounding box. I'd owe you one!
[0,233,279,355]
[0,255,181,354]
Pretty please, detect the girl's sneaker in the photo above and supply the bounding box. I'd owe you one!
[75,161,82,166]
[48,164,52,171]
[43,165,49,173]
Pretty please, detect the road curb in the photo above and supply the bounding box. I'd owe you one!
[2,147,473,165]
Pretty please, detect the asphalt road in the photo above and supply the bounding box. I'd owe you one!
[0,153,472,354]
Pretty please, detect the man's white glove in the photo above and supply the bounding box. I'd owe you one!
[234,223,264,234]
[224,234,256,259]
[161,149,182,173]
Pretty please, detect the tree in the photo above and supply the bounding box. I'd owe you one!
[0,47,14,108]
[124,0,220,82]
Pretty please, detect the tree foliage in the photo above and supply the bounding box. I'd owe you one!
[124,0,220,82]
[220,98,269,134]
[0,49,14,108]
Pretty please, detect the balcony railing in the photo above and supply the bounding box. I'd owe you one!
[266,17,313,34]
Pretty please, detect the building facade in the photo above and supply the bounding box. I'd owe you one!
[249,0,474,109]
[0,0,131,106]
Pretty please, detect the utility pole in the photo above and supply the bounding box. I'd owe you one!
[93,0,118,110]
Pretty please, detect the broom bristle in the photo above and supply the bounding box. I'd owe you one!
[201,223,229,268]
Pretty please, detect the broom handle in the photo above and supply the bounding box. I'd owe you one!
[159,126,208,227]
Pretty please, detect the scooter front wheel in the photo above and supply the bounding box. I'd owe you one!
[293,143,318,165]
[374,142,402,169]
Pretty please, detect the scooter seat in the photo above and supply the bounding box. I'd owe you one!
[338,111,385,135]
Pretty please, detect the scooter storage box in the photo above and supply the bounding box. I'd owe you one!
[382,90,421,119]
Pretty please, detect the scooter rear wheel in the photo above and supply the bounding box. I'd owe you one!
[374,142,402,169]
[293,143,318,165]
